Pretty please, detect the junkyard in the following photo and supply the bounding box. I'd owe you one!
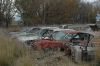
[0,24,100,66]
[0,0,100,66]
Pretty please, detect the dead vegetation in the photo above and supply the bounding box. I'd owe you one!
[91,31,100,46]
[7,26,21,32]
[0,32,32,66]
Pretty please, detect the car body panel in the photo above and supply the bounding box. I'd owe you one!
[32,39,63,49]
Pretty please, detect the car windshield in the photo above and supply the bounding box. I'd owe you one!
[35,29,53,37]
[20,27,41,33]
[28,28,41,33]
[53,31,73,40]
[70,33,94,46]
[72,33,94,41]
[19,33,35,36]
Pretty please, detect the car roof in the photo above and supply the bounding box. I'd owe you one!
[78,31,94,36]
[53,28,94,35]
[40,27,59,30]
[53,28,79,33]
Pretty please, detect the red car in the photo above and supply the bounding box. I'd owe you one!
[31,29,94,56]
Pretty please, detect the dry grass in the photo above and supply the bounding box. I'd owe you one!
[95,36,100,60]
[93,31,100,58]
[14,55,34,66]
[0,32,32,66]
[7,26,21,32]
[34,56,92,66]
[92,31,100,66]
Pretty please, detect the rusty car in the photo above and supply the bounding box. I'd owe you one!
[31,29,95,62]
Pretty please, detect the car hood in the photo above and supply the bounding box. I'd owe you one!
[10,32,27,37]
[11,32,36,38]
[17,35,40,42]
[15,32,27,36]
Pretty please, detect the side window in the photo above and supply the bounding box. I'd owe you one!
[79,33,89,40]
[78,33,93,41]
[64,34,72,39]
[64,26,68,29]
[29,28,40,33]
[40,29,47,36]
[44,30,53,37]
[53,32,65,40]
[73,35,80,39]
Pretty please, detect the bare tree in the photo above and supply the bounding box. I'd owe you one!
[15,0,43,26]
[15,0,97,25]
[0,0,17,27]
[15,0,81,25]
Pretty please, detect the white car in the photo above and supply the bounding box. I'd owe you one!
[16,28,54,43]
[17,34,41,43]
[10,27,40,38]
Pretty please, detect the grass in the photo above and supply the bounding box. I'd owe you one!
[7,26,21,32]
[0,32,32,66]
[14,55,34,66]
[92,35,100,66]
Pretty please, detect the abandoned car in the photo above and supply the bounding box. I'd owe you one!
[9,27,41,38]
[17,27,54,43]
[31,29,95,62]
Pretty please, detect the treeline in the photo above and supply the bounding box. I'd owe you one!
[0,0,100,27]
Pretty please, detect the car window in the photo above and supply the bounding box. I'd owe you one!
[72,33,93,41]
[29,28,40,33]
[36,29,53,37]
[64,26,68,29]
[43,30,53,37]
[64,34,73,39]
[34,29,43,36]
[53,31,66,40]
[74,35,80,39]
[40,29,48,36]
[78,33,90,40]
